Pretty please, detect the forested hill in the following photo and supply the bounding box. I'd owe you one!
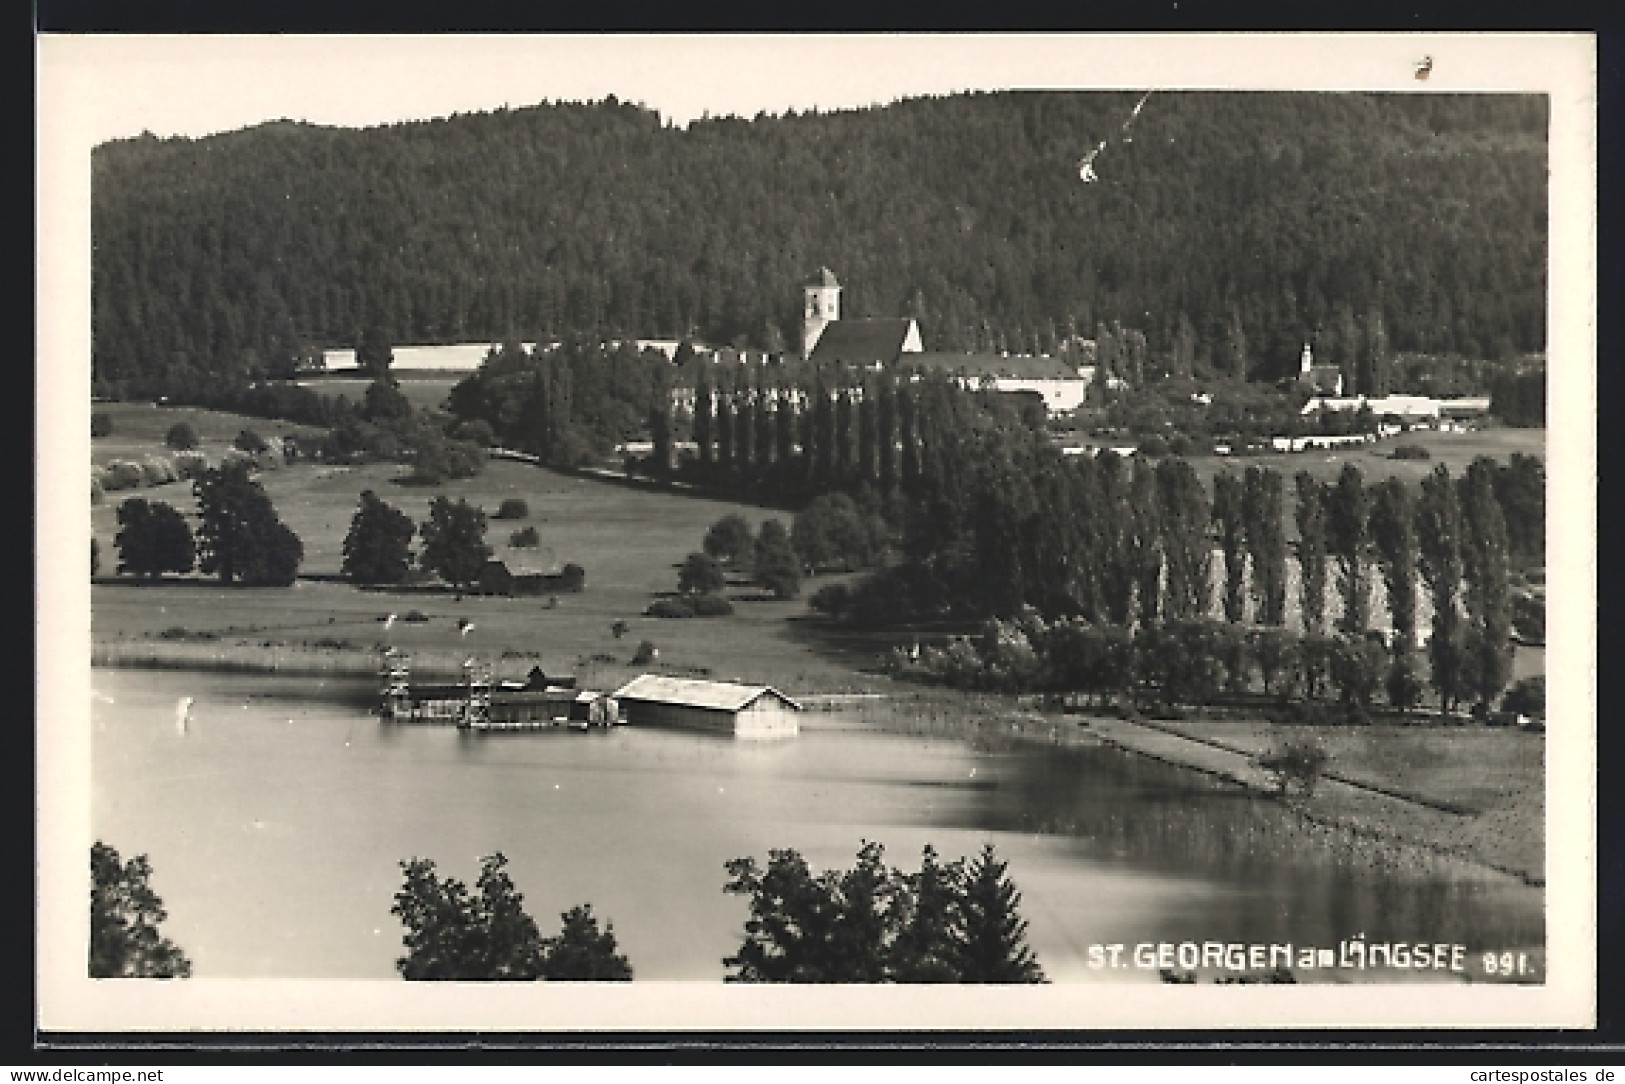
[91,91,1546,395]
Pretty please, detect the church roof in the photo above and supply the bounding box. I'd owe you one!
[808,266,841,289]
[808,318,918,366]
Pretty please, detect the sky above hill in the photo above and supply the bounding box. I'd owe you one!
[39,33,1584,147]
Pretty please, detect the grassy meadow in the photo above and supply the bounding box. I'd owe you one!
[90,402,328,467]
[91,453,882,694]
[1156,720,1544,881]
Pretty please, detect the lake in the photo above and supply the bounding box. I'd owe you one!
[91,669,1543,982]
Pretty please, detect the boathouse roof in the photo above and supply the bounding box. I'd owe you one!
[611,674,802,713]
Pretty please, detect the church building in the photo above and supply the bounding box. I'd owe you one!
[801,267,923,366]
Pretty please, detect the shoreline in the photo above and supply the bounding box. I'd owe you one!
[90,650,1544,889]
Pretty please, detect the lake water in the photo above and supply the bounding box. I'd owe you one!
[91,669,1543,982]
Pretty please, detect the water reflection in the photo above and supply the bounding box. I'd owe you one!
[88,670,1542,981]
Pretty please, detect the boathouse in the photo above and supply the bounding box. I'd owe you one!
[611,675,801,738]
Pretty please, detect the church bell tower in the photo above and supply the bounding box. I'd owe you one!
[802,267,841,359]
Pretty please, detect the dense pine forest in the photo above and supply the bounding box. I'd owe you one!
[91,91,1546,398]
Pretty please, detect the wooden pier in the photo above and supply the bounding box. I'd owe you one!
[378,650,619,731]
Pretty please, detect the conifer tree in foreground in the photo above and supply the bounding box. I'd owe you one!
[952,844,1045,984]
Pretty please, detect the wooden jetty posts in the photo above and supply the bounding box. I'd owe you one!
[378,650,618,731]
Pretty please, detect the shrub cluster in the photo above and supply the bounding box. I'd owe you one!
[886,606,1426,719]
[645,594,734,619]
[494,498,530,520]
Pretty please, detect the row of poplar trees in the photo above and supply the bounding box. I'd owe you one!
[674,363,1015,506]
[803,377,1524,714]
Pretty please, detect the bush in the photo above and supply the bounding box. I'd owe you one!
[703,514,754,565]
[172,450,210,480]
[808,582,851,617]
[555,563,586,592]
[509,526,541,548]
[234,428,269,454]
[494,498,530,520]
[1255,741,1331,798]
[139,456,178,487]
[678,552,725,595]
[91,476,104,505]
[165,422,200,451]
[451,419,497,447]
[690,593,734,617]
[1390,443,1432,460]
[1512,593,1545,643]
[646,593,731,618]
[631,640,658,665]
[101,461,145,492]
[1502,675,1545,717]
[91,412,113,438]
[1136,433,1170,458]
[402,609,430,623]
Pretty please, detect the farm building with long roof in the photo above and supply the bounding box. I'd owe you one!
[612,674,801,739]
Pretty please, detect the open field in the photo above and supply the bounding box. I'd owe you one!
[90,403,328,467]
[1150,719,1544,882]
[92,457,881,695]
[1183,425,1545,494]
[293,373,461,413]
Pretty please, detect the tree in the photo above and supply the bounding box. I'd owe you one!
[115,498,195,580]
[754,519,802,600]
[890,845,964,982]
[951,843,1044,983]
[419,496,491,589]
[792,493,879,572]
[165,422,199,450]
[1294,473,1330,635]
[1243,467,1288,626]
[1460,459,1514,710]
[678,551,725,596]
[1128,463,1164,625]
[1493,453,1545,563]
[234,428,271,456]
[1213,472,1248,623]
[703,514,754,566]
[392,853,545,980]
[193,462,303,586]
[723,847,859,982]
[694,367,714,471]
[341,490,416,585]
[1418,464,1469,713]
[1327,464,1372,634]
[356,324,396,382]
[90,841,192,978]
[1255,741,1330,798]
[362,378,414,422]
[1157,458,1212,621]
[722,841,1044,984]
[539,905,633,980]
[1369,477,1418,651]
